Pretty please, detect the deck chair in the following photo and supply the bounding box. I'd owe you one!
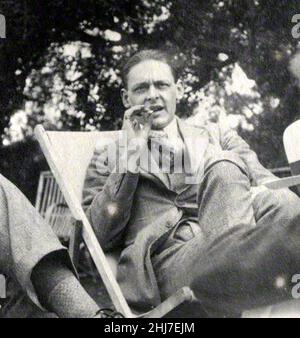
[35,171,59,218]
[35,171,73,241]
[34,125,195,318]
[35,170,86,268]
[35,122,300,318]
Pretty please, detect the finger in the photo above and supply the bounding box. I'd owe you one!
[125,105,145,119]
[144,111,154,128]
[122,119,130,130]
[132,119,138,130]
[144,117,152,129]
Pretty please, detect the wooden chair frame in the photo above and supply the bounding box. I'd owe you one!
[34,125,194,318]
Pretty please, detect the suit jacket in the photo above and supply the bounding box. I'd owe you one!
[82,117,277,312]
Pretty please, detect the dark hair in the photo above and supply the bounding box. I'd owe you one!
[121,49,181,87]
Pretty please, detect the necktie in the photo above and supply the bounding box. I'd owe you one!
[148,130,176,173]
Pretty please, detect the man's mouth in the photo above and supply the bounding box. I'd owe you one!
[150,105,164,114]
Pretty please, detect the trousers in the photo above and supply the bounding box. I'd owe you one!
[152,160,300,317]
[0,174,71,317]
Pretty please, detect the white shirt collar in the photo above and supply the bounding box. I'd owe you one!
[163,117,179,139]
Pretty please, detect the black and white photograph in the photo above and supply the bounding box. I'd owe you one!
[1,0,300,322]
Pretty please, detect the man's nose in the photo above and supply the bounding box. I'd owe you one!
[146,85,159,101]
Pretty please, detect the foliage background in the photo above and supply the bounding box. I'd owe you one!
[1,0,300,202]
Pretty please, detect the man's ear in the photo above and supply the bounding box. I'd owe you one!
[176,80,184,101]
[121,88,131,108]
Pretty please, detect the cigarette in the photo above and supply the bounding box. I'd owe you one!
[129,107,153,123]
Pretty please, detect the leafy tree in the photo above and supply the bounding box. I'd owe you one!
[1,0,300,171]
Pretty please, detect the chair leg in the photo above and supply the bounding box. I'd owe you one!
[68,220,82,268]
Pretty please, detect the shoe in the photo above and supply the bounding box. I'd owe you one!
[94,308,124,318]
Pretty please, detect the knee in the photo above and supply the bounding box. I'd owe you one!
[272,190,300,224]
[206,160,248,185]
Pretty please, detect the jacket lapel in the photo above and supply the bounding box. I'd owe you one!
[139,145,170,188]
[173,118,209,204]
[177,118,209,177]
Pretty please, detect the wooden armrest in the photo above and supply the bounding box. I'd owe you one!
[263,174,300,190]
[138,287,195,318]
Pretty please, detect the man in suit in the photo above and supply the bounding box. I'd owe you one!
[83,49,300,317]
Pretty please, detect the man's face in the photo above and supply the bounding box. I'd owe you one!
[122,59,183,130]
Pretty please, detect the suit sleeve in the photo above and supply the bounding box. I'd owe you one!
[217,123,277,186]
[82,144,139,251]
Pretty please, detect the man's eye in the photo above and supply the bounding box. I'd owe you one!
[134,86,147,93]
[157,83,169,89]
